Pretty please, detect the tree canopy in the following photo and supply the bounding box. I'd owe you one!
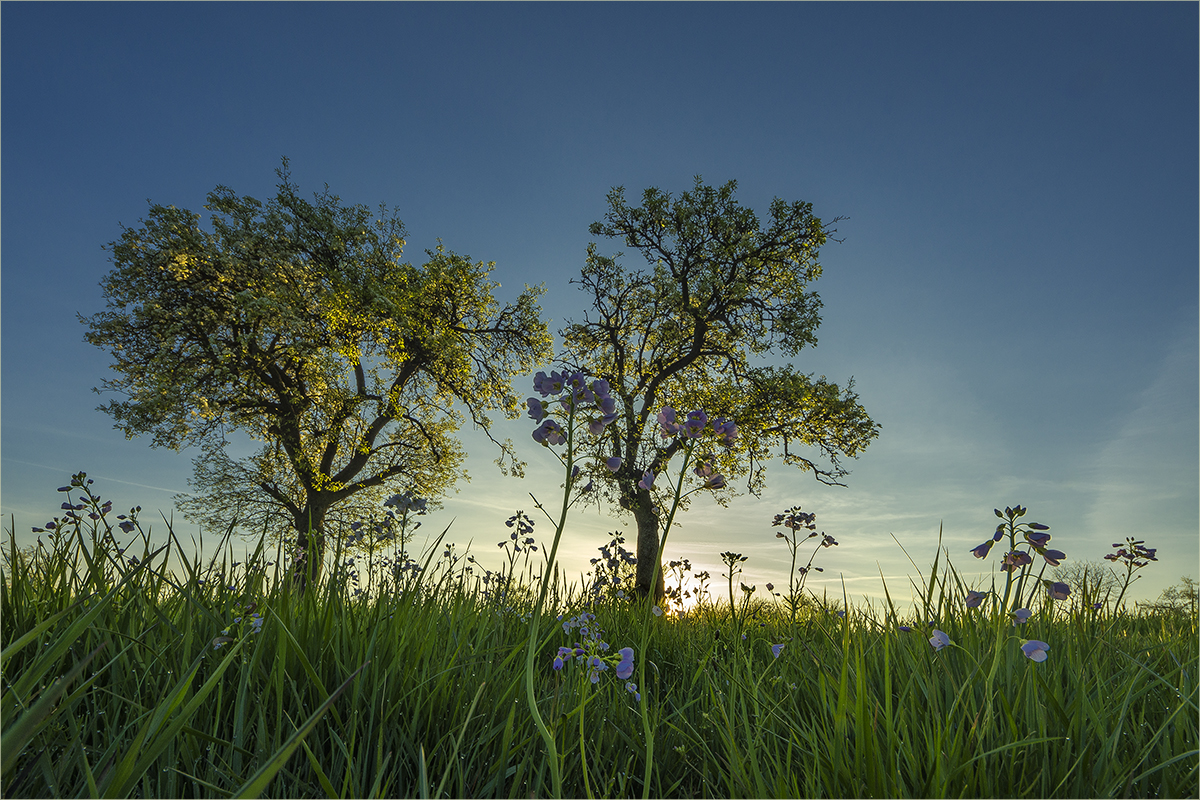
[560,178,880,598]
[84,164,551,580]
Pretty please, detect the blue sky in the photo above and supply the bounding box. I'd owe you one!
[3,3,1196,608]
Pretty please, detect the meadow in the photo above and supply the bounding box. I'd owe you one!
[2,466,1196,799]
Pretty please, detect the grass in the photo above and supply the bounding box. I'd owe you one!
[2,479,1197,798]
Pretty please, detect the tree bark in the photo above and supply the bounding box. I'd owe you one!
[291,502,329,591]
[632,497,666,602]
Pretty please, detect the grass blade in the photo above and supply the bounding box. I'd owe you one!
[231,660,368,800]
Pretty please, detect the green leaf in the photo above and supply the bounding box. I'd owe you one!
[1,642,106,777]
[2,545,165,730]
[101,638,245,798]
[232,661,368,800]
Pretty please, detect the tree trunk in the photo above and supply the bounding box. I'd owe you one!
[292,503,329,591]
[632,497,666,602]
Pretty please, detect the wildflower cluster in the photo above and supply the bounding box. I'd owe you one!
[469,512,542,605]
[211,610,264,650]
[957,503,1066,665]
[969,504,1067,616]
[529,370,618,448]
[1105,537,1158,569]
[773,506,837,577]
[656,407,737,445]
[770,506,838,623]
[553,612,639,699]
[584,533,637,600]
[971,505,1063,571]
[33,471,142,552]
[636,406,738,492]
[347,511,412,548]
[720,551,758,627]
[337,556,365,596]
[662,558,706,614]
[1105,536,1159,611]
[347,492,427,546]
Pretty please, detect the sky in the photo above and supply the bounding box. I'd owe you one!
[3,3,1196,610]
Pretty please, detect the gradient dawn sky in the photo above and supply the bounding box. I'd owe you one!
[3,3,1196,608]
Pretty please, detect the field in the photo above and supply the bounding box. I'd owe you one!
[2,476,1196,799]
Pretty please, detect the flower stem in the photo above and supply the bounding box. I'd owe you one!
[579,678,594,800]
[636,439,695,800]
[522,409,577,798]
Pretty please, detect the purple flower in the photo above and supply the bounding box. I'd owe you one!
[533,370,565,397]
[971,541,993,559]
[1012,608,1032,625]
[626,681,640,701]
[771,643,786,659]
[965,590,987,609]
[588,418,606,435]
[712,418,738,445]
[1041,549,1066,567]
[657,407,683,438]
[1047,581,1070,600]
[591,379,611,397]
[118,520,136,533]
[616,647,635,679]
[1091,601,1103,611]
[1001,551,1033,572]
[526,397,547,422]
[929,630,953,651]
[1021,640,1050,662]
[532,419,566,446]
[638,470,656,491]
[385,493,422,512]
[1026,531,1051,548]
[705,474,727,490]
[684,410,708,438]
[898,626,913,632]
[605,456,622,473]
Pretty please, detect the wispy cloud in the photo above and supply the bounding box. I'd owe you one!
[2,457,193,497]
[1083,321,1199,552]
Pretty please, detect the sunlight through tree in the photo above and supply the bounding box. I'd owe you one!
[561,179,880,599]
[83,161,551,584]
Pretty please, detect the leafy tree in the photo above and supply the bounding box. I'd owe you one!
[84,164,551,582]
[1052,559,1121,599]
[1148,576,1199,616]
[560,178,880,599]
